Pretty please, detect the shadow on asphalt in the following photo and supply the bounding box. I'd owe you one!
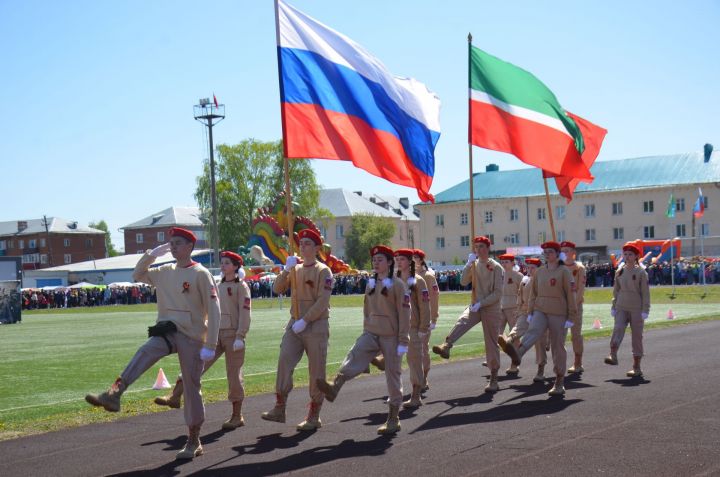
[605,377,652,387]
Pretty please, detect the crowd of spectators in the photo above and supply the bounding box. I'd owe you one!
[21,285,156,310]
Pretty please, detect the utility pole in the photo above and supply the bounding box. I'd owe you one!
[42,215,53,267]
[194,97,225,267]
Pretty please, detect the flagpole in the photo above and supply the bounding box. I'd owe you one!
[467,33,477,307]
[543,177,557,242]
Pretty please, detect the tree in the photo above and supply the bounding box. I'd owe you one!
[89,220,118,257]
[195,139,327,251]
[344,214,396,270]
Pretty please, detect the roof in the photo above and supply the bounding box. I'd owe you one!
[34,249,213,273]
[122,206,204,230]
[320,189,419,221]
[0,217,105,237]
[428,151,720,205]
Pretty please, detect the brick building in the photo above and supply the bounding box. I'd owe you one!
[121,206,207,254]
[0,218,107,270]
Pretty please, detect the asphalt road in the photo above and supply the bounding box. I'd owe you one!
[3,320,720,477]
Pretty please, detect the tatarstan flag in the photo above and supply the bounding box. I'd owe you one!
[469,45,603,182]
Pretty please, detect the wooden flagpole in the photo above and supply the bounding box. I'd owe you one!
[543,176,557,242]
[468,33,477,307]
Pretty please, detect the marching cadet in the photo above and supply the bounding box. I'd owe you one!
[606,242,650,377]
[393,248,431,408]
[433,236,503,392]
[498,253,523,375]
[499,241,577,396]
[560,241,587,374]
[317,245,411,435]
[504,257,547,380]
[154,250,251,431]
[261,229,333,431]
[413,249,439,392]
[85,227,220,460]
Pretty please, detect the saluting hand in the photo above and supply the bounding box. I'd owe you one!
[149,242,171,257]
[285,255,299,271]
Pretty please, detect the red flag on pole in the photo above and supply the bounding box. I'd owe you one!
[213,94,219,108]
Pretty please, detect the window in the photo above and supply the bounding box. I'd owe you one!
[585,229,596,241]
[557,230,565,242]
[612,202,623,215]
[643,200,654,213]
[510,209,519,221]
[485,211,493,223]
[157,231,165,242]
[29,239,36,248]
[701,224,710,236]
[703,196,709,209]
[537,231,546,243]
[399,227,403,240]
[22,254,39,264]
[613,228,624,240]
[584,204,596,218]
[555,205,566,220]
[510,233,520,245]
[88,255,94,261]
[40,254,48,264]
[0,240,5,250]
[336,225,344,238]
[8,240,14,249]
[643,226,655,239]
[460,212,468,225]
[537,208,546,220]
[676,224,686,237]
[676,198,685,212]
[137,250,144,254]
[136,233,144,244]
[18,239,24,249]
[487,234,495,245]
[435,214,444,227]
[85,238,93,248]
[460,235,470,247]
[40,238,46,247]
[64,238,70,247]
[435,237,445,249]
[64,254,72,264]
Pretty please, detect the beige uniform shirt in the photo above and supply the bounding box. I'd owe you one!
[274,261,333,328]
[460,258,503,310]
[501,269,524,310]
[516,275,532,316]
[612,265,651,313]
[528,265,578,323]
[133,253,221,348]
[566,261,587,304]
[405,274,431,332]
[218,280,251,339]
[363,276,411,345]
[419,269,440,323]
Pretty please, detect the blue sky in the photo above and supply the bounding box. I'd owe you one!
[2,0,718,249]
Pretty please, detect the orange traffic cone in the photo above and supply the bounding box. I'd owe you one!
[667,309,675,320]
[152,368,171,390]
[592,319,602,330]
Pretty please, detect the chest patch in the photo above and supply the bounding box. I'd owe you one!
[403,293,411,308]
[550,278,557,287]
[227,287,232,296]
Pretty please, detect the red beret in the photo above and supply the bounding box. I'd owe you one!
[220,251,243,266]
[298,228,322,246]
[498,254,515,261]
[413,249,426,259]
[370,245,394,259]
[560,241,576,249]
[622,242,641,256]
[169,227,196,244]
[525,258,542,266]
[541,241,561,252]
[394,248,414,258]
[473,236,491,246]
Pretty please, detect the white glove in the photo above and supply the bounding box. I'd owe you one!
[233,338,245,351]
[285,255,299,271]
[559,252,567,262]
[292,318,307,334]
[641,312,649,321]
[470,301,482,312]
[564,320,574,329]
[429,322,436,331]
[200,347,215,361]
[466,253,477,266]
[149,243,171,257]
[611,308,617,317]
[418,330,429,338]
[527,314,533,323]
[397,344,408,356]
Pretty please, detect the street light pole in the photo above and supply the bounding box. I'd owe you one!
[194,97,225,268]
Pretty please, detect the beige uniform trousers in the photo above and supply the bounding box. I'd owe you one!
[406,328,426,386]
[611,310,644,357]
[276,319,328,403]
[446,306,501,371]
[570,303,584,356]
[121,331,205,427]
[201,329,246,402]
[499,307,518,335]
[518,311,568,375]
[422,330,432,378]
[509,314,547,366]
[339,331,403,406]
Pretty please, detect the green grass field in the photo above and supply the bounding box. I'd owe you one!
[1,286,718,440]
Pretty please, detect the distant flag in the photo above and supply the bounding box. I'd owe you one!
[469,45,605,186]
[666,192,676,218]
[693,187,705,218]
[275,0,441,203]
[213,94,219,108]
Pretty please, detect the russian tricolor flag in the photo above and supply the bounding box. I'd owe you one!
[275,0,441,202]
